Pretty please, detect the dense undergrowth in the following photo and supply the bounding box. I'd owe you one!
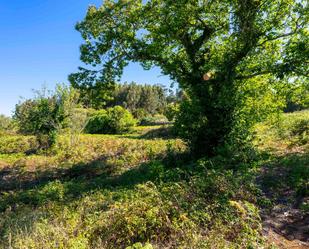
[254,111,309,212]
[0,111,308,248]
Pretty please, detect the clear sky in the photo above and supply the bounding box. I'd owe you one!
[0,1,171,116]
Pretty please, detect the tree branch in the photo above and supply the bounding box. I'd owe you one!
[235,70,272,80]
[258,32,296,47]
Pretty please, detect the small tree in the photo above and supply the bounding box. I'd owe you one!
[14,85,77,149]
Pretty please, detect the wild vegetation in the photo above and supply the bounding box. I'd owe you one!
[0,110,308,248]
[0,0,308,248]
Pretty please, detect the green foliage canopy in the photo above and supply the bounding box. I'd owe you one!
[71,0,308,156]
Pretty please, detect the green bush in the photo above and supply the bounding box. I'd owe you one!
[273,110,309,145]
[132,108,148,120]
[13,86,78,149]
[85,106,136,134]
[107,106,137,133]
[84,110,109,134]
[14,98,62,148]
[0,115,13,131]
[164,103,179,122]
[290,119,309,144]
[173,98,205,148]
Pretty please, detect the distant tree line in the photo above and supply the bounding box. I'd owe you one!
[72,81,183,119]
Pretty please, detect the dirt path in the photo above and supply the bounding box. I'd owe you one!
[262,204,309,248]
[257,153,309,248]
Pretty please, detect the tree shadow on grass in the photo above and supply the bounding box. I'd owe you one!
[121,126,176,140]
[257,151,309,244]
[0,150,190,212]
[138,126,176,140]
[257,152,309,201]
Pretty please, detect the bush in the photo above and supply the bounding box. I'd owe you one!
[132,108,148,120]
[290,119,309,144]
[164,103,179,122]
[274,110,309,145]
[14,98,63,148]
[84,110,109,134]
[13,86,78,149]
[85,106,136,134]
[0,115,13,132]
[173,98,204,144]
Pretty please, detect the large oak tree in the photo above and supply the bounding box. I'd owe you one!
[70,0,308,157]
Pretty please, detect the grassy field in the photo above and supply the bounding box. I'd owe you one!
[0,112,308,249]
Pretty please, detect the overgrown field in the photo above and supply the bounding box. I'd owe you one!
[0,111,308,249]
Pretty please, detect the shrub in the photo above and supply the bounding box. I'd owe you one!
[0,115,13,133]
[107,106,137,133]
[164,103,179,122]
[13,86,78,149]
[132,108,148,121]
[84,110,109,134]
[14,98,63,148]
[272,110,309,145]
[290,119,309,144]
[85,106,136,134]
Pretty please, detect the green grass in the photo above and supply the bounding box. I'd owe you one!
[254,110,309,152]
[0,112,308,248]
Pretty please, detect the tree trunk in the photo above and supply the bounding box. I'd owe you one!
[188,79,237,157]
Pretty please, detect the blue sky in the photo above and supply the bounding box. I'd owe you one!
[0,1,171,116]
